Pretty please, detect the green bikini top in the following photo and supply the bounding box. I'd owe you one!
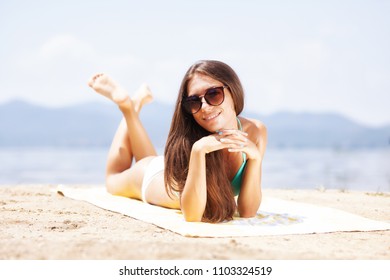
[231,117,247,196]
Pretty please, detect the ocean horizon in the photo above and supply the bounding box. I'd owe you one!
[0,147,389,192]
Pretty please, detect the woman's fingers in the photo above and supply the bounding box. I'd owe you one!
[217,129,248,146]
[216,129,248,137]
[212,130,261,160]
[219,137,247,146]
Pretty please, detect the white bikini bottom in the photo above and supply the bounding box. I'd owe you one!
[141,156,165,203]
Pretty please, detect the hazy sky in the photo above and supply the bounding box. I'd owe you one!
[1,0,389,126]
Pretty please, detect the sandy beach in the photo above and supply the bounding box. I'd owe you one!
[0,184,389,260]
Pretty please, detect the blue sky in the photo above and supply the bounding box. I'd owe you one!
[1,0,389,126]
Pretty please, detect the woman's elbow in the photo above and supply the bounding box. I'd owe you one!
[182,205,203,222]
[183,211,203,222]
[239,209,258,218]
[184,216,202,222]
[181,196,205,222]
[238,200,262,218]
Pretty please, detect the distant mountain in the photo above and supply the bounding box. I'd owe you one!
[0,100,172,149]
[246,111,390,149]
[0,100,389,149]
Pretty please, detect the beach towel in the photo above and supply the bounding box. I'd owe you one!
[56,185,390,237]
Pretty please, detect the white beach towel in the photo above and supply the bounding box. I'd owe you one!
[56,185,390,237]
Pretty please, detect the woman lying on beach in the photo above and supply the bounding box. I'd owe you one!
[88,60,267,223]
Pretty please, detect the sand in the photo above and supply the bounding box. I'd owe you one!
[0,184,389,260]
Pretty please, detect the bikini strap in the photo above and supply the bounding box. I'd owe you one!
[236,116,242,131]
[236,117,247,161]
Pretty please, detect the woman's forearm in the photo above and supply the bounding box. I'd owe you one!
[237,158,262,217]
[180,145,208,222]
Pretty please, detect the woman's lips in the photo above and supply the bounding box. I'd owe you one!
[203,111,221,121]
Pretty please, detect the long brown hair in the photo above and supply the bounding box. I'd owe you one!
[164,60,245,223]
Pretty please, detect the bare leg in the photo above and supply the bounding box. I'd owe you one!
[88,73,156,197]
[88,73,153,116]
[88,73,156,159]
[88,73,129,103]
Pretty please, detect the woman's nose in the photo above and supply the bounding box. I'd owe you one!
[200,96,212,111]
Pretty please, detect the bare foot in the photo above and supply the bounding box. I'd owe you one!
[132,83,154,113]
[88,73,129,104]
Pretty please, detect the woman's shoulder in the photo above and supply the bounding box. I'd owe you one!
[239,116,267,147]
[239,116,267,135]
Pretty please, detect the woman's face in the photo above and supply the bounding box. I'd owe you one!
[187,73,237,132]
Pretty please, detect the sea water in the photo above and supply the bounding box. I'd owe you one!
[263,148,390,192]
[0,147,389,192]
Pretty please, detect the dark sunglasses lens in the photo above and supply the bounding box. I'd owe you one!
[205,87,224,105]
[183,87,225,114]
[183,98,201,114]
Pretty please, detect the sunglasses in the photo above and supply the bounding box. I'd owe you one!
[182,86,228,114]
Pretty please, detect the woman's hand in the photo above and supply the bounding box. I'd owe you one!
[216,129,261,160]
[191,133,226,155]
[192,129,256,156]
